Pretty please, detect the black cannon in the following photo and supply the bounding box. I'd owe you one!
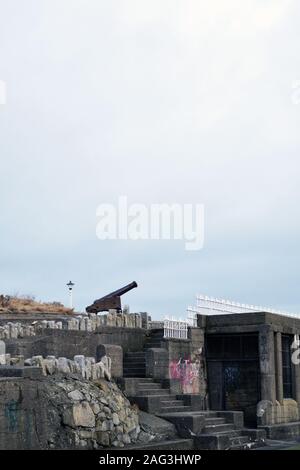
[86,281,138,314]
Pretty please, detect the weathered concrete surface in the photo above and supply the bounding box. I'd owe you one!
[5,327,147,360]
[96,344,123,378]
[138,411,177,441]
[261,421,300,440]
[259,325,276,403]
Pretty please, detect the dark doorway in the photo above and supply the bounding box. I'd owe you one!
[206,333,260,426]
[223,360,259,424]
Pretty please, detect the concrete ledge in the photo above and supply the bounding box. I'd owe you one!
[216,411,244,429]
[194,433,231,450]
[128,395,162,414]
[145,348,168,379]
[242,428,267,443]
[121,438,194,450]
[176,394,206,411]
[259,421,300,440]
[157,412,206,438]
[117,378,141,396]
[161,378,181,395]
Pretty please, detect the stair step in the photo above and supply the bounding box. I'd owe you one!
[138,389,170,396]
[125,352,146,356]
[124,370,146,375]
[123,374,146,378]
[123,365,146,370]
[124,361,146,367]
[128,438,194,450]
[138,384,162,390]
[209,430,240,438]
[204,423,235,433]
[160,406,192,413]
[230,435,249,446]
[161,400,184,406]
[135,378,154,383]
[204,418,226,426]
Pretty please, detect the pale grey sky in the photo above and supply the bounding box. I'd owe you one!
[0,0,300,317]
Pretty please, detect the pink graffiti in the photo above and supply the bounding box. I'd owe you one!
[169,357,200,394]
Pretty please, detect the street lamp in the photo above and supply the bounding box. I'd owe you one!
[66,281,75,309]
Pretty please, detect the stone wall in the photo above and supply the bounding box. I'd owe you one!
[5,326,147,363]
[0,374,151,449]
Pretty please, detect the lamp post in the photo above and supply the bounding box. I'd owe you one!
[66,281,75,309]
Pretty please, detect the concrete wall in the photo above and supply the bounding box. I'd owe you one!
[5,327,147,360]
[145,327,207,398]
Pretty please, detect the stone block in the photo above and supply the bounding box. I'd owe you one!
[145,348,168,380]
[96,344,123,378]
[217,411,244,429]
[194,433,231,450]
[158,413,206,438]
[176,394,205,411]
[63,402,95,428]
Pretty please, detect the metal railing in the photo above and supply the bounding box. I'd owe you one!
[187,294,300,320]
[164,317,188,339]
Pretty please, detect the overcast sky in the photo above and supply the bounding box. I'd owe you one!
[0,0,300,318]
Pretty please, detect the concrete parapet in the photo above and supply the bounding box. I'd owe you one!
[97,344,123,378]
[145,348,168,379]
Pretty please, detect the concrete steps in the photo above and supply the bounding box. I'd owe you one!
[161,405,192,413]
[128,438,194,450]
[204,423,235,433]
[123,352,146,378]
[205,417,226,426]
[138,389,170,396]
[230,435,249,448]
[156,410,265,450]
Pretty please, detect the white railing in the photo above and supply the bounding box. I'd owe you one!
[164,317,188,339]
[187,309,198,327]
[188,294,300,320]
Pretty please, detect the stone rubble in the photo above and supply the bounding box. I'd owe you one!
[47,375,152,449]
[20,354,112,381]
[0,311,143,340]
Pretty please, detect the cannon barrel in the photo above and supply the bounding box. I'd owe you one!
[102,281,138,299]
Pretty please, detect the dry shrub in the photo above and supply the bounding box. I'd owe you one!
[0,294,73,315]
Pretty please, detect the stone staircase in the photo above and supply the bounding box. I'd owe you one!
[122,375,192,413]
[123,329,164,378]
[123,352,146,378]
[157,410,265,450]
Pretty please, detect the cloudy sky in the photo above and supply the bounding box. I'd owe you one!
[0,0,300,317]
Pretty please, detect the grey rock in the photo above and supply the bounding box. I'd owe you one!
[68,390,84,401]
[112,413,120,426]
